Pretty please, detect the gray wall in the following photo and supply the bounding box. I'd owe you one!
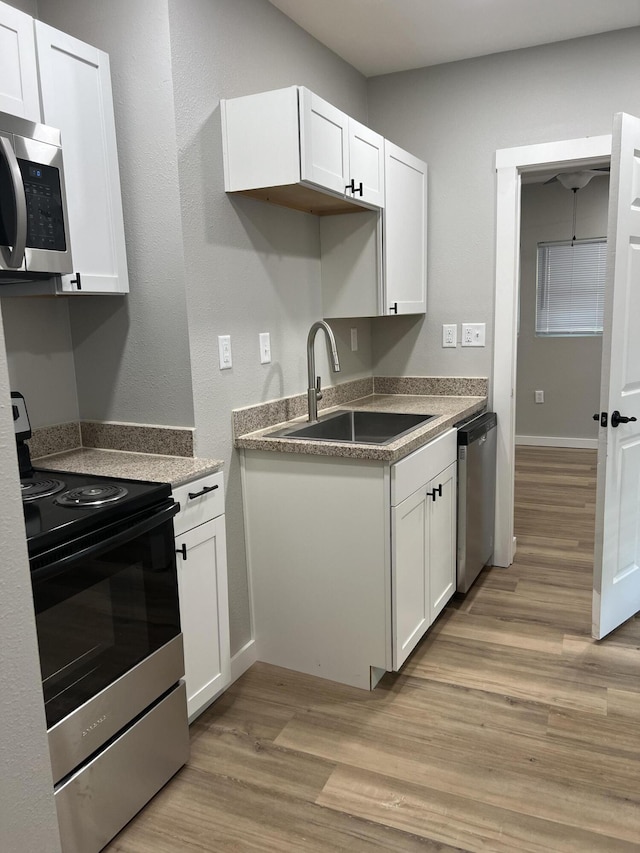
[0,306,61,853]
[367,27,640,381]
[36,0,196,428]
[167,0,371,652]
[6,0,34,11]
[516,178,607,440]
[1,298,79,427]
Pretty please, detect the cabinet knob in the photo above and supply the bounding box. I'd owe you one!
[426,484,442,501]
[345,179,363,196]
[176,543,187,561]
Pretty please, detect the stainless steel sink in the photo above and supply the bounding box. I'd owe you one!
[268,410,435,445]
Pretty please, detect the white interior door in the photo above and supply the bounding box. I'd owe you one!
[593,112,640,639]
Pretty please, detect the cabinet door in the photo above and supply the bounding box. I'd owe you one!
[383,140,427,315]
[428,462,457,623]
[299,87,348,196]
[35,22,129,294]
[392,485,429,670]
[175,516,230,721]
[348,118,384,208]
[0,2,39,120]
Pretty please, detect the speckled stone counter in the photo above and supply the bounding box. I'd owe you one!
[34,447,222,487]
[235,389,487,464]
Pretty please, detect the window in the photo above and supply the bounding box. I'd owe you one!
[536,239,607,336]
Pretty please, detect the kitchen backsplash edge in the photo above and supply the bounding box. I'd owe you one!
[28,420,194,459]
[232,376,488,438]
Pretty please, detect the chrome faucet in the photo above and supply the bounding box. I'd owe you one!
[307,320,341,421]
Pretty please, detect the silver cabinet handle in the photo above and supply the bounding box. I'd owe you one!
[0,135,27,269]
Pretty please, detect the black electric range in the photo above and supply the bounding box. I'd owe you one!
[21,467,172,558]
[12,391,172,559]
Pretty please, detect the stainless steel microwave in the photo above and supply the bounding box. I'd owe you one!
[0,110,72,282]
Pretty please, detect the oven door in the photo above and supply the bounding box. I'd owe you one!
[30,500,184,784]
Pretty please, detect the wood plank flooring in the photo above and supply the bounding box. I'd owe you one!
[105,447,640,852]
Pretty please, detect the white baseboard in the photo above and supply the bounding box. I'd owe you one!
[515,435,598,450]
[230,638,257,685]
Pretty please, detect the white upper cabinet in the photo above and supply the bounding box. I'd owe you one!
[299,88,349,197]
[384,141,427,315]
[35,22,129,294]
[222,85,383,214]
[222,85,425,318]
[299,89,384,207]
[0,1,39,121]
[321,142,427,318]
[348,117,385,208]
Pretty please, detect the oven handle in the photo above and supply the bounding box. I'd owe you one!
[31,501,179,581]
[0,135,27,269]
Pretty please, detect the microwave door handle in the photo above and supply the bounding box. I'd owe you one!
[0,135,27,269]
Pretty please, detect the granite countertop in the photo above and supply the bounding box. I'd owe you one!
[235,392,486,463]
[35,447,223,487]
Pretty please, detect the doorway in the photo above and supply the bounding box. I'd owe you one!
[515,172,609,451]
[491,134,612,569]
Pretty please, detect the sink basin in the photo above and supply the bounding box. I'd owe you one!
[269,410,435,445]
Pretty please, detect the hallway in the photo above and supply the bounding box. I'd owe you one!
[106,447,640,852]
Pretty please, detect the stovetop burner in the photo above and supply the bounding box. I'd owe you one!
[21,478,66,502]
[21,468,172,558]
[55,483,129,508]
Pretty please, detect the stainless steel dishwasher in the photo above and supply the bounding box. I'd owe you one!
[456,411,497,593]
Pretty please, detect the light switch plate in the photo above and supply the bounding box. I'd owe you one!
[461,323,486,347]
[218,334,232,369]
[259,332,271,364]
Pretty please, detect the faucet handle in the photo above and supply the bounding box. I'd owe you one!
[315,376,323,401]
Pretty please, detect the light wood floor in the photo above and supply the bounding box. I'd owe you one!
[105,447,640,852]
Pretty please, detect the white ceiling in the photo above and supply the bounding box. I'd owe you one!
[267,0,640,77]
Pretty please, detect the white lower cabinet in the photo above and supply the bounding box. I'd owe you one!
[173,472,230,720]
[242,428,457,690]
[392,460,456,670]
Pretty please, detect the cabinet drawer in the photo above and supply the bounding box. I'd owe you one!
[391,428,456,506]
[173,471,224,535]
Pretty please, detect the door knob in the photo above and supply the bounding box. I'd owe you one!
[611,410,638,428]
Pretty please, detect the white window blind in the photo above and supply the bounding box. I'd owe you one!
[536,239,607,336]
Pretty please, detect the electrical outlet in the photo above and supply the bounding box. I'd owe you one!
[218,335,232,369]
[442,324,457,347]
[350,327,358,352]
[535,390,544,404]
[259,332,271,364]
[461,323,486,347]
